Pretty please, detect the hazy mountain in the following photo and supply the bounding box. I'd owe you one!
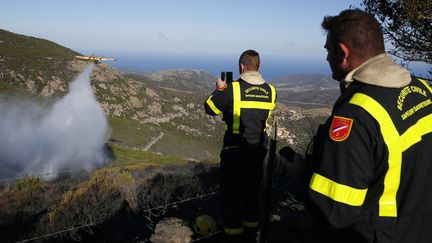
[273,74,338,92]
[272,74,340,108]
[129,68,215,93]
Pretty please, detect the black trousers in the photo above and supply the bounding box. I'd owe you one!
[219,145,268,232]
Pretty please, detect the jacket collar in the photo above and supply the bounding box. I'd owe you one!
[343,53,411,88]
[239,71,266,85]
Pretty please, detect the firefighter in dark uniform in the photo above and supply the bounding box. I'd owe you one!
[204,50,276,242]
[307,9,432,242]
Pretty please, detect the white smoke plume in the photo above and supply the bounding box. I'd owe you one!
[0,64,110,180]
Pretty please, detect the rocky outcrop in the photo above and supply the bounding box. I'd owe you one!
[149,217,193,243]
[40,76,66,97]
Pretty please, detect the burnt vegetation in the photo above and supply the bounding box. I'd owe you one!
[0,162,219,242]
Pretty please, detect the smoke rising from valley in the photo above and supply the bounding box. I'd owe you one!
[0,64,109,179]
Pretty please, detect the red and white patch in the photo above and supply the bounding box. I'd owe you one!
[329,116,353,142]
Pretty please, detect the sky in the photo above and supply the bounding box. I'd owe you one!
[4,0,427,78]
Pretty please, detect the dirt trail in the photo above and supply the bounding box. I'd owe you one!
[143,132,165,151]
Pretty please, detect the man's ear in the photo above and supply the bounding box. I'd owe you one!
[240,63,245,73]
[339,42,350,61]
[338,42,351,69]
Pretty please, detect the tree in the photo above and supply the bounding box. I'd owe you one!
[362,0,432,74]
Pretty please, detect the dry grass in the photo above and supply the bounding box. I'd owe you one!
[0,162,219,242]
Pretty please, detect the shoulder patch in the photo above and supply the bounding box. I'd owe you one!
[329,116,353,142]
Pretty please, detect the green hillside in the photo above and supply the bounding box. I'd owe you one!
[0,29,81,96]
[0,29,78,67]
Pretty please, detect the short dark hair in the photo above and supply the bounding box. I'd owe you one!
[239,50,260,71]
[322,9,385,59]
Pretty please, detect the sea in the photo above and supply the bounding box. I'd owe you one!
[109,54,331,80]
[109,54,430,81]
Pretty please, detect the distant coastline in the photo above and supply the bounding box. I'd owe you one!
[109,54,430,80]
[109,54,331,80]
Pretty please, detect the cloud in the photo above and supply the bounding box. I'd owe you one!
[283,41,297,46]
[158,32,173,42]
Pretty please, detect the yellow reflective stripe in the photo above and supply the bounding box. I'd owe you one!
[232,82,241,134]
[240,101,275,110]
[349,93,401,217]
[243,220,259,228]
[264,85,277,132]
[334,92,432,217]
[205,95,222,115]
[418,78,432,93]
[270,84,276,103]
[400,113,432,151]
[224,227,243,235]
[264,110,272,132]
[232,82,276,134]
[310,173,368,206]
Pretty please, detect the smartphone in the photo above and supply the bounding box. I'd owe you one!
[221,71,233,83]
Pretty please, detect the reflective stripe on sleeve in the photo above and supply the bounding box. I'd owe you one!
[224,227,244,235]
[243,220,259,228]
[310,172,368,206]
[265,84,277,131]
[399,113,432,151]
[270,84,276,103]
[232,82,241,134]
[418,78,432,93]
[205,95,222,115]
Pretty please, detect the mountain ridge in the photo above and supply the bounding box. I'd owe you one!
[131,68,215,93]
